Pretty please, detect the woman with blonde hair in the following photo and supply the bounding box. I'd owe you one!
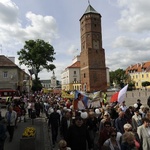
[58,139,71,150]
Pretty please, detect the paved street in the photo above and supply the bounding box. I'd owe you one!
[1,109,59,150]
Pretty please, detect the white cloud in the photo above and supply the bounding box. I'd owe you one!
[106,0,150,72]
[0,1,59,46]
[117,0,150,32]
[25,12,59,42]
[113,36,150,51]
[0,0,19,24]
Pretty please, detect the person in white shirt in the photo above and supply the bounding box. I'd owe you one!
[132,109,142,131]
[120,101,128,112]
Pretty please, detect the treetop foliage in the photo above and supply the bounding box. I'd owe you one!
[17,39,56,81]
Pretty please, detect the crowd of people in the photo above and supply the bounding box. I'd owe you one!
[0,92,150,150]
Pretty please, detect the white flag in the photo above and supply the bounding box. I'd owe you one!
[118,84,128,103]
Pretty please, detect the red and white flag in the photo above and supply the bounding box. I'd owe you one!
[118,84,128,103]
[110,84,128,103]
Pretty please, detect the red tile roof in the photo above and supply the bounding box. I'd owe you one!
[126,61,150,73]
[67,61,80,68]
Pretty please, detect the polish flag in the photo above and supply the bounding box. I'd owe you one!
[110,84,128,103]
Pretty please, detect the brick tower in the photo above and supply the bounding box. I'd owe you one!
[79,4,107,92]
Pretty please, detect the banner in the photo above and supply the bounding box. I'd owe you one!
[61,90,74,98]
[88,91,101,101]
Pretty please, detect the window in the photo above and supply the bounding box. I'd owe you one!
[84,73,86,78]
[142,74,144,78]
[74,71,76,74]
[3,71,8,78]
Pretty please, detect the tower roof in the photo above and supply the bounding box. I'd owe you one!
[80,4,101,21]
[84,4,99,15]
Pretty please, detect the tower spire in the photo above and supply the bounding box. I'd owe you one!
[88,0,90,5]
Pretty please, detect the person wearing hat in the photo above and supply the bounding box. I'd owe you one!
[66,116,93,150]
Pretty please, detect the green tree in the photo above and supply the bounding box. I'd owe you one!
[109,69,128,87]
[17,39,56,81]
[17,39,56,91]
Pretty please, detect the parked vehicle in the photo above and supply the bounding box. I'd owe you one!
[0,89,20,106]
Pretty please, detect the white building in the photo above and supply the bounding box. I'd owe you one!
[61,55,81,91]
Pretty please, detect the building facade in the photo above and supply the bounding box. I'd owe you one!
[41,71,61,90]
[126,62,150,89]
[79,4,107,92]
[61,56,81,91]
[0,55,31,93]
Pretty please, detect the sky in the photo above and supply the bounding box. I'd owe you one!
[0,0,150,81]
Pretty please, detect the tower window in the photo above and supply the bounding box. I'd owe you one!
[94,24,97,27]
[84,73,86,78]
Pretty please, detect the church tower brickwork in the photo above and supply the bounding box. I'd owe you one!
[79,5,107,92]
